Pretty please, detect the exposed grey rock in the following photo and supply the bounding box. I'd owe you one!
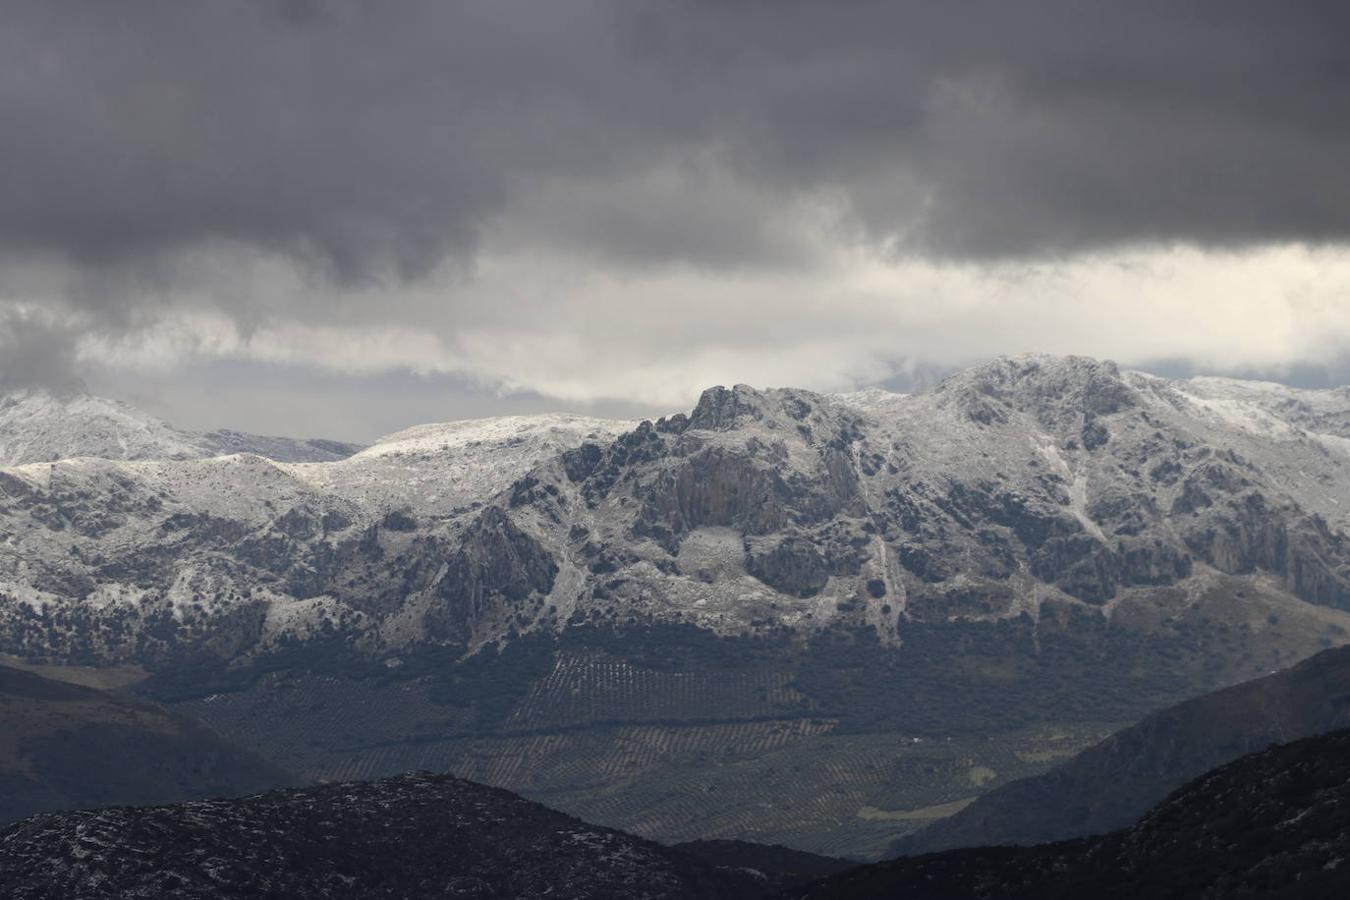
[747,536,830,598]
[430,507,559,641]
[5,356,1350,860]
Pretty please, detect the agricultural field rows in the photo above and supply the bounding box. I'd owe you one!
[538,722,1119,858]
[507,653,815,729]
[173,665,1115,856]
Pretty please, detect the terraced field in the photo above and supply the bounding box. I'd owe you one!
[174,648,1115,858]
[538,722,1115,858]
[507,653,816,729]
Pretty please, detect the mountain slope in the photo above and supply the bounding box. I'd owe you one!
[0,772,789,899]
[286,413,636,516]
[790,727,1350,899]
[891,642,1350,855]
[0,664,290,825]
[0,388,361,466]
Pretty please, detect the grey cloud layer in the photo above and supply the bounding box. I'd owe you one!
[4,1,1350,412]
[4,0,1349,284]
[0,311,81,390]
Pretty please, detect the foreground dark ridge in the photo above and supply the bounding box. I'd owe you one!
[893,642,1350,855]
[0,664,290,826]
[0,772,844,899]
[789,727,1350,899]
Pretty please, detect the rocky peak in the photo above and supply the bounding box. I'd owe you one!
[688,384,776,431]
[688,384,835,429]
[935,354,1139,433]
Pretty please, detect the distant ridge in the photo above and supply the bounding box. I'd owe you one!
[0,388,361,466]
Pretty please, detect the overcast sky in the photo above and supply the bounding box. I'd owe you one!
[3,1,1349,441]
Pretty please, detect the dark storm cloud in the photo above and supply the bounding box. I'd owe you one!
[0,313,82,391]
[3,0,1349,290]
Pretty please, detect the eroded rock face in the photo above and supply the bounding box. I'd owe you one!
[747,537,830,598]
[1178,493,1350,610]
[633,447,795,550]
[430,508,558,640]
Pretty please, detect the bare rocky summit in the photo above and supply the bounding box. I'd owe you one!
[6,355,1349,664]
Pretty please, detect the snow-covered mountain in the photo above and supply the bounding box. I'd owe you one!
[5,355,1350,855]
[0,389,362,466]
[6,353,1350,685]
[0,390,206,465]
[287,414,635,516]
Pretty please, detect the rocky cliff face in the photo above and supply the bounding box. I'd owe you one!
[477,356,1350,650]
[427,507,560,642]
[0,414,630,663]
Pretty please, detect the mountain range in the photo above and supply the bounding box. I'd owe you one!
[3,354,1350,856]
